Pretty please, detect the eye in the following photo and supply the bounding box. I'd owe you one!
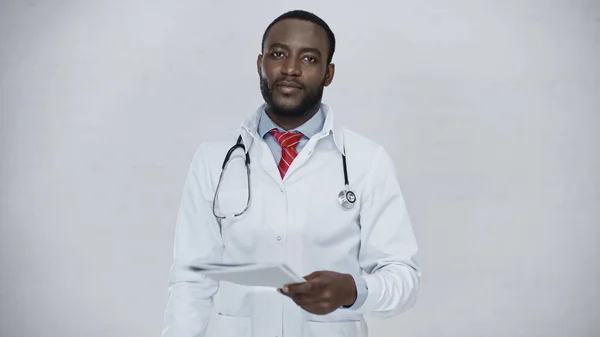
[303,56,317,63]
[271,51,284,58]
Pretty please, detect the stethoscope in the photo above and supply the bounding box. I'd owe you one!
[212,135,356,220]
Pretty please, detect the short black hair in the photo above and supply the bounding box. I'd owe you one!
[261,10,336,64]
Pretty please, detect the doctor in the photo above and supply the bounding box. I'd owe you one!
[162,9,420,337]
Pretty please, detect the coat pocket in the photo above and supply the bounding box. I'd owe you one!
[213,313,252,337]
[305,320,368,337]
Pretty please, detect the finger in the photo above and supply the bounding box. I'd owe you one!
[279,289,310,307]
[281,291,308,305]
[299,301,335,315]
[282,271,322,292]
[285,291,313,302]
[284,281,313,294]
[281,280,308,293]
[278,288,314,304]
[286,289,334,308]
[303,271,322,281]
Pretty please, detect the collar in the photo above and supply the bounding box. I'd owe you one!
[240,103,345,155]
[257,106,325,139]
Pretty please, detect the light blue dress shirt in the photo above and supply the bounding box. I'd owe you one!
[257,106,368,310]
[257,107,325,164]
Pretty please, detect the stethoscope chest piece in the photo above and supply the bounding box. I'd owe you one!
[338,188,356,210]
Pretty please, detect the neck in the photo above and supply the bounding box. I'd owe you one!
[265,104,320,131]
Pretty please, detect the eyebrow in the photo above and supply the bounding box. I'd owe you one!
[268,43,323,57]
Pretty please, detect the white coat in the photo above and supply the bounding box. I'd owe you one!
[161,104,420,337]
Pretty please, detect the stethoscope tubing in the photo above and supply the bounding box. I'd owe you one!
[213,134,356,219]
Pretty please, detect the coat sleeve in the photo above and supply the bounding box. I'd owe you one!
[350,146,421,318]
[162,142,223,337]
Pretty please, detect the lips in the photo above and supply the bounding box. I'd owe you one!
[276,81,303,94]
[277,80,302,88]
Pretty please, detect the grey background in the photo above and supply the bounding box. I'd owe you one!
[1,0,599,336]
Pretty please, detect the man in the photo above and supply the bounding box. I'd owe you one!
[162,9,420,337]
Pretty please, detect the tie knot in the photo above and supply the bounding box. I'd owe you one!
[270,129,303,149]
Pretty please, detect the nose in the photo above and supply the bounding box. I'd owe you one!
[281,57,301,77]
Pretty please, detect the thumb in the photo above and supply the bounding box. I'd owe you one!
[303,271,322,281]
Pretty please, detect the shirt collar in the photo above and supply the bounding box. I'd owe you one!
[240,103,345,155]
[257,106,325,139]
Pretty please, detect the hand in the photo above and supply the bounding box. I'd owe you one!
[278,271,357,315]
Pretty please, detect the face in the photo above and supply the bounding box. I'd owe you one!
[258,19,335,117]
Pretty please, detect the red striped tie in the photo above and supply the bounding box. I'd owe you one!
[269,129,304,178]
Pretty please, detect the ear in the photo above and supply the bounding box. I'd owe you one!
[256,54,263,75]
[323,63,335,87]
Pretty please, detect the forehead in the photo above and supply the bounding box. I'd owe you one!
[264,18,329,52]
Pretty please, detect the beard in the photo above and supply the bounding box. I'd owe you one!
[260,75,325,117]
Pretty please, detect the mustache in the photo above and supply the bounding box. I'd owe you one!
[275,80,303,89]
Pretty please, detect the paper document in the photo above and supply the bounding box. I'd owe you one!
[189,262,305,288]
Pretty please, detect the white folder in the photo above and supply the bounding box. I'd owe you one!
[189,262,305,288]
